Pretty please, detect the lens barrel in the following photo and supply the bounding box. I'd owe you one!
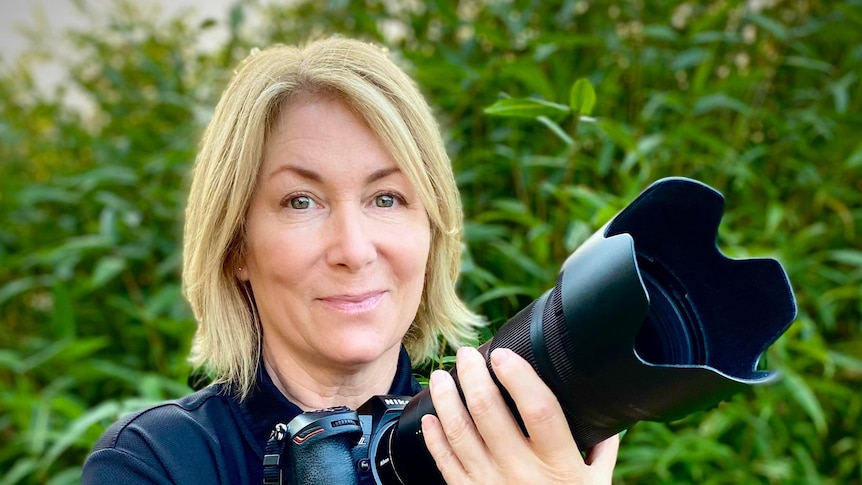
[380,177,797,485]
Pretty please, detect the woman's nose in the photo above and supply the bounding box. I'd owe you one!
[325,205,377,271]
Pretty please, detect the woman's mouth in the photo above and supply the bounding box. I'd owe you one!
[319,291,386,314]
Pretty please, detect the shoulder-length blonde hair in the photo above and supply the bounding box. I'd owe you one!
[183,37,483,398]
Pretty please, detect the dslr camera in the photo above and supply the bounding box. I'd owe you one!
[262,177,797,485]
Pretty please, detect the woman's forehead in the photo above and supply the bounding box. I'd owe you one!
[261,98,402,182]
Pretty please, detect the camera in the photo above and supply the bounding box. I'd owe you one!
[262,177,797,485]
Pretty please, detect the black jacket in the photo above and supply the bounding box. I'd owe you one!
[82,348,423,484]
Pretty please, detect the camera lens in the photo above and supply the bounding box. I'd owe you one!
[634,256,706,367]
[375,177,795,485]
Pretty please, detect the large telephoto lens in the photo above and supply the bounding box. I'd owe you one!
[378,177,797,485]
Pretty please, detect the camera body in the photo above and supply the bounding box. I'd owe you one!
[265,396,411,485]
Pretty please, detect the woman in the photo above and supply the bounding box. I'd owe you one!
[83,37,619,484]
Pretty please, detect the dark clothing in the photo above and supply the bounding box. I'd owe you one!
[82,348,423,484]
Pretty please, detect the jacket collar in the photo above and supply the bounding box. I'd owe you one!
[230,346,423,456]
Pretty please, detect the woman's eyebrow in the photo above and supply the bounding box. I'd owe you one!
[268,165,401,184]
[268,164,321,182]
[365,167,401,184]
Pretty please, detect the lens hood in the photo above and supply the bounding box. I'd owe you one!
[535,177,798,447]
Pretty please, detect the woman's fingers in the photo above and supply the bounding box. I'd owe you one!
[489,347,584,463]
[420,413,469,481]
[424,364,492,477]
[424,346,529,482]
[585,433,620,471]
[454,347,530,460]
[423,346,621,484]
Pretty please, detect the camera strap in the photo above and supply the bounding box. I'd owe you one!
[263,423,289,485]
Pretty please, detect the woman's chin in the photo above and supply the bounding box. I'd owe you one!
[321,339,400,368]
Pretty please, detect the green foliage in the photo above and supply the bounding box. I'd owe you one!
[1,0,860,483]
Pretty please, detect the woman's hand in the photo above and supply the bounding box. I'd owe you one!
[421,346,619,485]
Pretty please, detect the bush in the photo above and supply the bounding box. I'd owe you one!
[1,0,859,483]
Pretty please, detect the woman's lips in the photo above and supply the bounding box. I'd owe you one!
[318,291,386,314]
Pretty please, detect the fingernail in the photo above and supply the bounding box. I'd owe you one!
[420,414,438,434]
[453,346,472,368]
[490,347,510,366]
[429,369,449,390]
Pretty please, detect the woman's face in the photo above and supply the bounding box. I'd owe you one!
[240,97,431,373]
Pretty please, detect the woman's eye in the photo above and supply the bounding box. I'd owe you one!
[288,195,313,210]
[374,193,399,208]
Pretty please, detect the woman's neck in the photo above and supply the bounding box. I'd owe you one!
[262,345,401,411]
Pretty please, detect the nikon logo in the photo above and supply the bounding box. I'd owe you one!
[384,398,408,406]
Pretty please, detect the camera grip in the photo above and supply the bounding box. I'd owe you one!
[287,408,363,485]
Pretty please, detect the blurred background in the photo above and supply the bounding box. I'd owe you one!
[1,0,860,483]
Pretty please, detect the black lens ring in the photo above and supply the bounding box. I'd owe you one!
[529,289,570,401]
[634,255,706,367]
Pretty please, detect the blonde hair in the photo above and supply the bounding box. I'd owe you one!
[183,37,483,398]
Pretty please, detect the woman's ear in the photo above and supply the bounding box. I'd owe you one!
[237,264,249,281]
[234,225,250,281]
[233,247,249,281]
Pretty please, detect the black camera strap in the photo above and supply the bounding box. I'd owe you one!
[263,423,289,485]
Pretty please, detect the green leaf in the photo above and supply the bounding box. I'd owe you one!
[0,275,54,305]
[781,370,828,436]
[499,61,556,100]
[569,78,596,116]
[643,24,679,41]
[37,401,122,471]
[67,165,138,192]
[746,12,790,41]
[597,118,636,150]
[46,468,84,485]
[51,283,76,339]
[19,339,107,373]
[29,400,51,455]
[621,133,665,171]
[484,97,570,118]
[90,256,127,289]
[0,458,38,485]
[468,285,538,307]
[493,241,551,281]
[0,350,24,371]
[536,116,574,145]
[671,48,710,71]
[784,56,834,73]
[847,142,862,167]
[15,186,79,206]
[693,93,751,115]
[829,249,862,268]
[829,73,857,113]
[828,350,862,374]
